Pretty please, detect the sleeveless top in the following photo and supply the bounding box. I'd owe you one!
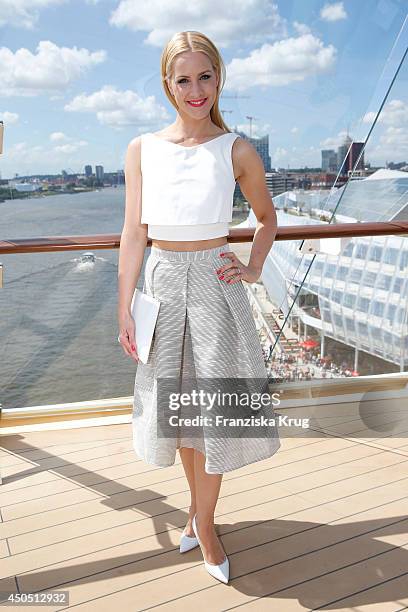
[140,131,240,240]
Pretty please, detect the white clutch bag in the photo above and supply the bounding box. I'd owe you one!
[118,289,161,364]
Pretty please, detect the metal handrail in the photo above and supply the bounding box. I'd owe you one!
[1,221,408,254]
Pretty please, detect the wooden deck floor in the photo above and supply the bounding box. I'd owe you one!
[1,397,408,611]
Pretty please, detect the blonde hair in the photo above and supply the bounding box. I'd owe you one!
[160,31,230,132]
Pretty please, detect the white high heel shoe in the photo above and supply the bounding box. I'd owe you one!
[179,524,199,553]
[192,514,229,584]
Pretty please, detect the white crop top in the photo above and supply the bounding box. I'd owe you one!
[140,131,240,240]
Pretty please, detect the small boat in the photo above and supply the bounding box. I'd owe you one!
[80,252,96,264]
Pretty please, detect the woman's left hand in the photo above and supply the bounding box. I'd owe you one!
[215,251,261,284]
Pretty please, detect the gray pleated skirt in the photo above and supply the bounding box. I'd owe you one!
[132,243,281,474]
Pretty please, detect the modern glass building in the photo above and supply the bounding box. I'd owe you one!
[237,169,408,370]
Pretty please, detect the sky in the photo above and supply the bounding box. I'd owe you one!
[0,0,407,179]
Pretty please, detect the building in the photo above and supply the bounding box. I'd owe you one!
[84,165,92,177]
[95,165,104,181]
[265,172,296,197]
[232,130,272,201]
[337,134,365,176]
[321,149,337,172]
[233,130,271,172]
[9,180,42,192]
[311,172,347,189]
[236,168,408,370]
[116,169,125,185]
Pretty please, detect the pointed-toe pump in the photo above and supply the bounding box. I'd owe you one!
[192,514,229,584]
[179,524,199,553]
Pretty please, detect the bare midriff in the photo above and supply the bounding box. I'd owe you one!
[150,236,228,252]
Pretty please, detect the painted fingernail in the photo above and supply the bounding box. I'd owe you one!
[219,275,224,279]
[220,253,225,257]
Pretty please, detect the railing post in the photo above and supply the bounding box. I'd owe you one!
[0,259,2,484]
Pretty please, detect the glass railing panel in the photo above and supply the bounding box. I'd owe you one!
[239,12,408,382]
[0,246,149,409]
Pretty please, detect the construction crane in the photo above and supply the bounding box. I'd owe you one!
[61,167,79,177]
[220,94,251,99]
[246,115,257,138]
[219,93,251,132]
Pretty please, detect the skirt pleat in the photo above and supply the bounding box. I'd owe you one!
[132,243,281,474]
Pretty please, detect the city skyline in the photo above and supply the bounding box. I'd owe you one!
[6,131,404,185]
[0,1,407,177]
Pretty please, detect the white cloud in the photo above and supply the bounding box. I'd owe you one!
[50,131,67,142]
[378,126,408,151]
[0,41,106,97]
[367,125,408,163]
[362,111,376,124]
[319,104,408,164]
[54,141,87,153]
[272,147,289,162]
[293,21,311,36]
[64,84,170,129]
[49,131,88,152]
[0,0,66,29]
[320,130,350,148]
[233,122,274,139]
[320,2,347,23]
[5,139,89,175]
[271,144,320,168]
[363,99,408,126]
[0,111,19,124]
[225,33,336,91]
[362,100,408,162]
[291,126,299,133]
[109,0,287,47]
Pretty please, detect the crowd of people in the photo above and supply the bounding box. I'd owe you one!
[250,288,360,381]
[261,344,359,381]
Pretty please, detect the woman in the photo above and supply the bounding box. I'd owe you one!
[117,30,281,585]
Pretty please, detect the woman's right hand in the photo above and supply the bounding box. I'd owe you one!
[118,311,139,362]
